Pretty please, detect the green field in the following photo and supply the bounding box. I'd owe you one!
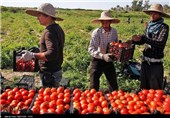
[1,7,170,91]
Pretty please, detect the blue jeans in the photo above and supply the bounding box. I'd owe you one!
[39,70,62,87]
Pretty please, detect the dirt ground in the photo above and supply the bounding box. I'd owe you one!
[1,69,40,88]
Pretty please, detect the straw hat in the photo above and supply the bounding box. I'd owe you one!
[92,11,120,24]
[143,4,170,18]
[25,3,63,21]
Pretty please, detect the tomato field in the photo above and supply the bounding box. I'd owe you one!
[1,6,170,92]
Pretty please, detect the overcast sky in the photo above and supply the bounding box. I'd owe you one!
[1,0,170,10]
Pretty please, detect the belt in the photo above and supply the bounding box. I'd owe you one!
[142,56,163,65]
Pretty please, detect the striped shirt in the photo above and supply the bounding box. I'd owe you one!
[88,27,118,59]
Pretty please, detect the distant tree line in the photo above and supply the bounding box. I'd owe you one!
[0,0,170,13]
[110,0,170,13]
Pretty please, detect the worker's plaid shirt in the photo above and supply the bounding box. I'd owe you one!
[133,22,169,59]
[88,27,118,59]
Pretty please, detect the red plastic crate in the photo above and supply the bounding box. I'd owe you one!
[13,47,39,72]
[107,42,135,62]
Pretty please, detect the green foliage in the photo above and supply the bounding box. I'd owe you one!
[1,7,170,92]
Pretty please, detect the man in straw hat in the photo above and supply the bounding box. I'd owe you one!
[21,3,65,87]
[131,4,170,90]
[88,10,120,91]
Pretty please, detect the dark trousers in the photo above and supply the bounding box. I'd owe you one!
[89,57,118,91]
[140,61,163,90]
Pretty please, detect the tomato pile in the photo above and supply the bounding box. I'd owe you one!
[72,88,111,114]
[31,87,70,114]
[106,89,170,114]
[1,87,170,114]
[0,87,35,114]
[16,59,35,72]
[107,41,134,62]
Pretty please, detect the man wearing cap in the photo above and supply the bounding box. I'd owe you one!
[131,4,169,89]
[88,10,120,91]
[21,3,65,87]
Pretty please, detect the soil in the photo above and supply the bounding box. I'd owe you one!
[1,69,40,88]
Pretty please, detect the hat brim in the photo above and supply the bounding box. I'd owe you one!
[91,18,120,24]
[143,10,170,18]
[25,9,63,21]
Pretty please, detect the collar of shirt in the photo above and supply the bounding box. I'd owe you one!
[101,27,111,35]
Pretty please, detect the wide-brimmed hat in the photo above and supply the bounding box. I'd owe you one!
[143,4,170,18]
[91,11,120,24]
[25,3,63,21]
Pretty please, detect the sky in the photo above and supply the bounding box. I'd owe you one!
[1,0,170,10]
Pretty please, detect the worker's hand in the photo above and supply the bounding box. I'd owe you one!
[132,35,141,42]
[103,53,113,62]
[21,50,35,62]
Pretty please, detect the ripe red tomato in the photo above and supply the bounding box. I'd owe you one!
[40,108,48,114]
[24,98,32,106]
[43,88,51,95]
[38,88,44,94]
[56,99,64,106]
[99,96,106,103]
[120,108,129,114]
[73,88,81,95]
[164,98,170,112]
[90,89,96,95]
[81,109,88,114]
[51,87,57,93]
[74,92,81,100]
[17,101,24,108]
[87,104,95,113]
[101,100,108,108]
[64,88,70,93]
[141,89,149,95]
[0,92,8,99]
[56,107,64,114]
[102,107,111,114]
[64,104,70,110]
[0,99,7,105]
[43,95,51,102]
[7,90,15,96]
[29,89,35,94]
[21,90,29,96]
[64,92,70,98]
[28,92,34,99]
[81,104,88,110]
[57,86,64,93]
[58,93,64,99]
[49,100,56,109]
[31,106,40,114]
[14,93,23,101]
[7,95,14,103]
[50,92,58,100]
[12,87,19,92]
[64,97,70,104]
[40,102,49,109]
[48,108,56,114]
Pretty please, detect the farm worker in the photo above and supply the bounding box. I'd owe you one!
[131,4,170,90]
[21,3,65,87]
[88,10,120,91]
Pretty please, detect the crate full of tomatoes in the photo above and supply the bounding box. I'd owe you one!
[107,41,135,62]
[13,47,40,72]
